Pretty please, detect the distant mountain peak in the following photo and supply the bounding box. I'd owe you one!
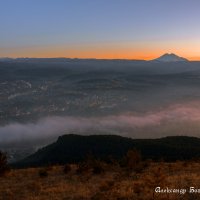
[153,53,188,62]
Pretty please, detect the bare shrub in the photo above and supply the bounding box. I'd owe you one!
[26,180,42,194]
[76,162,91,174]
[38,168,48,178]
[76,156,105,175]
[99,180,115,192]
[89,159,105,174]
[93,164,104,174]
[124,149,146,173]
[63,164,71,174]
[0,151,10,176]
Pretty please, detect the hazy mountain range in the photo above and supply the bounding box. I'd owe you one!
[0,53,190,62]
[1,53,200,162]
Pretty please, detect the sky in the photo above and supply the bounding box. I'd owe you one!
[1,0,200,60]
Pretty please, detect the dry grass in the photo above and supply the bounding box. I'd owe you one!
[1,161,200,199]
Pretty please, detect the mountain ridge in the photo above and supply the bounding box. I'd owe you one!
[13,134,200,168]
[0,55,191,62]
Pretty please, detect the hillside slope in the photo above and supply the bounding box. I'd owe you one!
[15,134,200,167]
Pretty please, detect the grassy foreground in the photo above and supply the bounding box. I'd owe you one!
[1,160,200,200]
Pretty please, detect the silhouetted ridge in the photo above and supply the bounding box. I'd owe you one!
[14,135,200,167]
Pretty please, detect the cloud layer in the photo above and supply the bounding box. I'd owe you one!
[1,101,200,145]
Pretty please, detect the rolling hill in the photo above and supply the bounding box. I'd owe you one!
[14,134,200,167]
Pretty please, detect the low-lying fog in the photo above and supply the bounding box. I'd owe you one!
[1,101,200,147]
[1,59,200,147]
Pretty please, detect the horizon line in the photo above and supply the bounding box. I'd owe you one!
[1,53,200,61]
[1,57,200,61]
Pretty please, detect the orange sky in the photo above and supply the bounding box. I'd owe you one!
[1,40,200,61]
[2,1,200,61]
[2,49,199,61]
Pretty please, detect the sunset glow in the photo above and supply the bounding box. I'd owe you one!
[2,44,200,61]
[1,0,200,60]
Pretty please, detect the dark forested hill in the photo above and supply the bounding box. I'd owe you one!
[14,134,200,167]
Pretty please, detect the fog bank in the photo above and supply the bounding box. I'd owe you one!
[1,101,200,145]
